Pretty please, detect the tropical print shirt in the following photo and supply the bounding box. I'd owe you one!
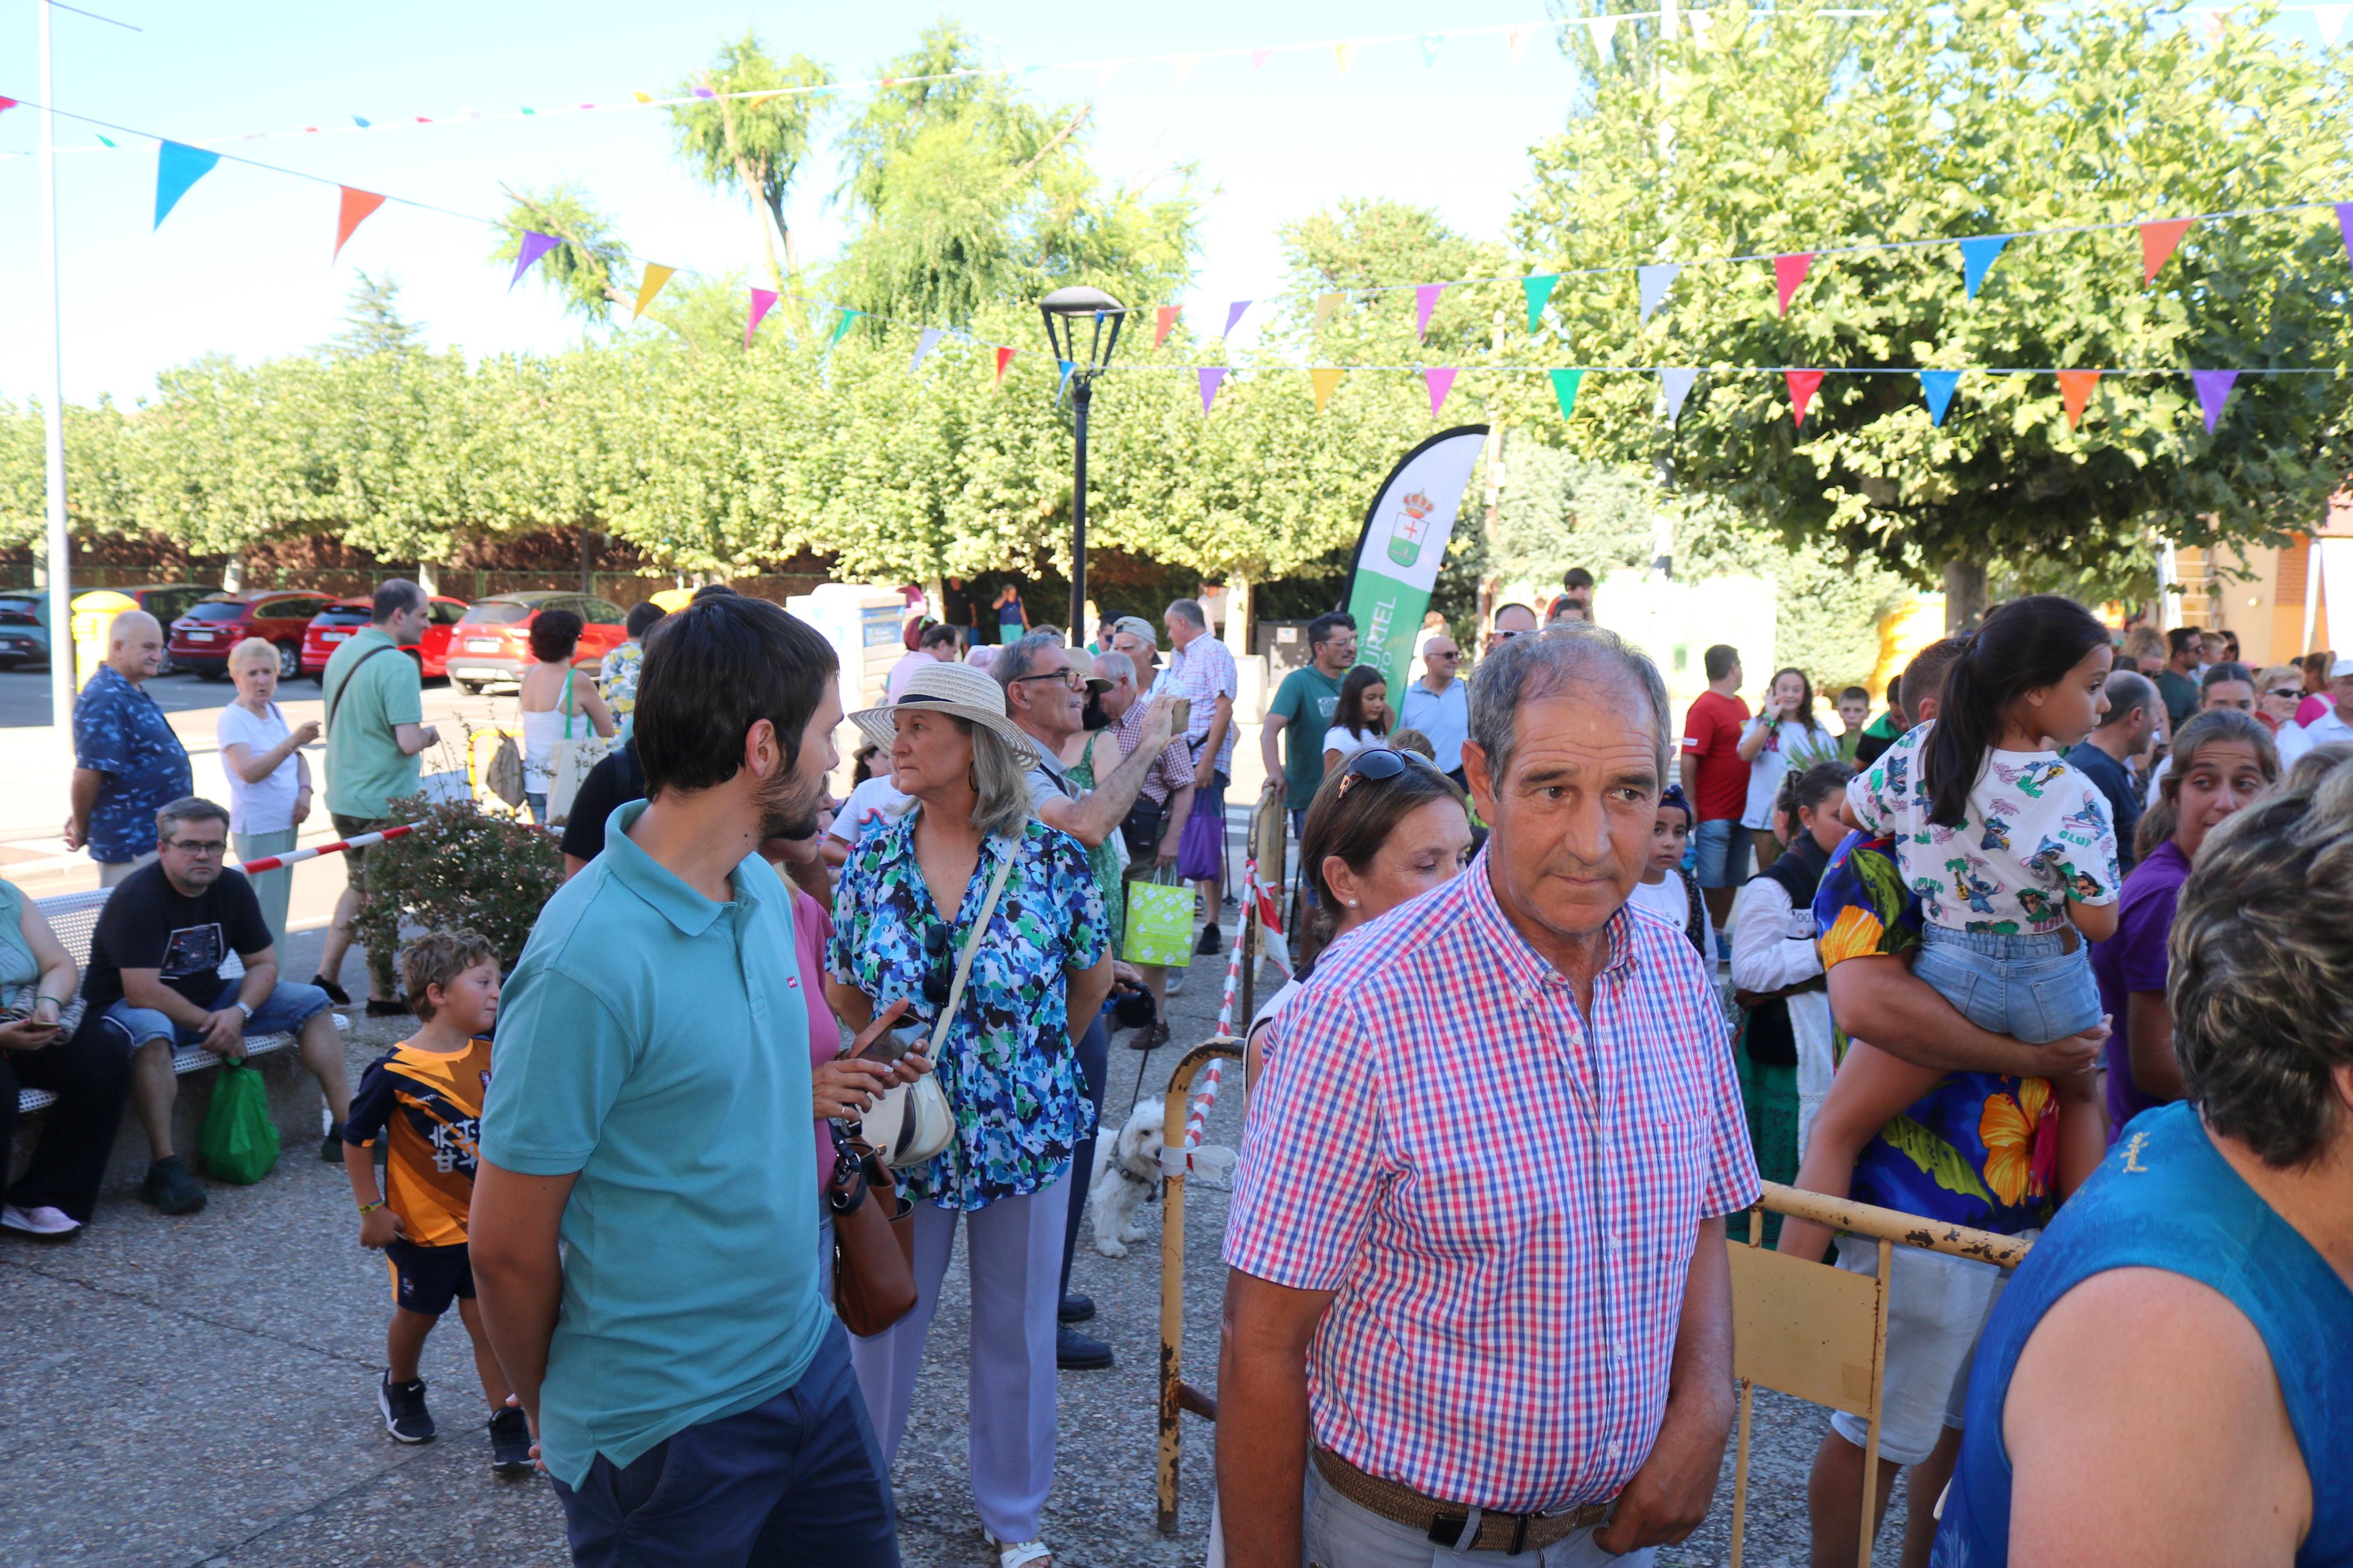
[1813,831,2057,1235]
[71,664,194,864]
[829,810,1109,1211]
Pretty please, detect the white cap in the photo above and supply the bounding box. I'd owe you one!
[2331,657,2353,680]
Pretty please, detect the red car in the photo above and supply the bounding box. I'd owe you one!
[168,589,338,681]
[300,594,470,680]
[439,591,629,694]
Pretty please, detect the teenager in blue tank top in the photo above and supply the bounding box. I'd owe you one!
[1935,759,2353,1567]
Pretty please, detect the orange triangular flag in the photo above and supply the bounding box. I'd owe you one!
[2139,218,2193,284]
[1785,369,1826,428]
[333,187,386,261]
[993,346,1016,386]
[2056,370,2103,429]
[1155,305,1181,349]
[1311,367,1344,414]
[633,264,675,321]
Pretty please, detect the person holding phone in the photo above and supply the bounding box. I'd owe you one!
[0,872,125,1240]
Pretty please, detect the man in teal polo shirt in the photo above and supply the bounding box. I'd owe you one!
[471,595,917,1567]
[317,580,439,1015]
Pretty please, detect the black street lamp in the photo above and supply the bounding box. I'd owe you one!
[1039,286,1127,642]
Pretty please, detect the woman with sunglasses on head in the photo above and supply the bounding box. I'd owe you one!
[826,663,1112,1568]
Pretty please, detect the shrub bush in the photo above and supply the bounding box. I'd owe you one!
[350,795,562,975]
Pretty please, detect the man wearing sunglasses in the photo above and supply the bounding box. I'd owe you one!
[78,797,347,1215]
[1397,634,1469,786]
[1222,625,1758,1567]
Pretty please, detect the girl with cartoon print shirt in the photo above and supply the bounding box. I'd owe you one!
[1792,596,2124,1237]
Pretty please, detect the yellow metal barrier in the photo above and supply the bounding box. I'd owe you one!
[1155,1036,1244,1536]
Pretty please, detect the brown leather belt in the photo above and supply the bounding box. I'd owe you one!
[1311,1446,1613,1554]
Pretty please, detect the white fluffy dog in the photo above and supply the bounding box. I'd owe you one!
[1088,1101,1236,1257]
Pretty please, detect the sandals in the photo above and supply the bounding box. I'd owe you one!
[992,1537,1053,1568]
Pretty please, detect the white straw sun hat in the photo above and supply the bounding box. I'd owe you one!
[850,661,1043,770]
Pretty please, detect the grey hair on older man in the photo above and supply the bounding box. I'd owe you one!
[1465,623,1674,789]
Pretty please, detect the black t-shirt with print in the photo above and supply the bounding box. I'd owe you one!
[81,862,273,1014]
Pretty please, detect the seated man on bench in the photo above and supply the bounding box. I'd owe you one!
[77,797,352,1215]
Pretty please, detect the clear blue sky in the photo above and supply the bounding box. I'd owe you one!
[0,1,1587,405]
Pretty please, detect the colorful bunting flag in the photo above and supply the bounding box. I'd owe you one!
[1252,48,1271,69]
[96,134,116,147]
[2336,203,2353,270]
[333,187,386,261]
[1506,26,1532,62]
[1585,16,1620,53]
[630,90,652,104]
[633,264,675,321]
[1415,283,1447,341]
[994,346,1016,385]
[2056,369,2103,429]
[2191,369,2238,433]
[1314,291,1343,330]
[1311,367,1344,414]
[509,231,559,289]
[831,307,859,345]
[1549,368,1584,422]
[350,115,370,128]
[1523,274,1559,333]
[154,141,222,229]
[1959,234,2012,300]
[1919,369,1962,426]
[693,87,717,99]
[1173,54,1201,81]
[1200,367,1227,413]
[1660,368,1699,426]
[1637,262,1680,325]
[0,97,20,114]
[1155,304,1181,349]
[1418,34,1442,66]
[1057,360,1078,400]
[1773,253,1816,317]
[1223,300,1251,337]
[1425,368,1457,415]
[1334,42,1355,74]
[2139,218,2194,283]
[1785,369,1826,428]
[744,290,779,346]
[2316,5,2349,43]
[908,326,943,372]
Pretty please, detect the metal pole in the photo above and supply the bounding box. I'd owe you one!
[1069,378,1089,641]
[40,0,75,731]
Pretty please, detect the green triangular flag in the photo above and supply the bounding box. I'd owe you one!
[830,307,858,345]
[1549,368,1584,421]
[1523,274,1560,333]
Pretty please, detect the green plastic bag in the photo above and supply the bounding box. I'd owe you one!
[198,1058,280,1185]
[1121,867,1195,969]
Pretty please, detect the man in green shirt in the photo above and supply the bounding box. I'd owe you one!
[1260,611,1358,834]
[2154,627,2202,727]
[317,581,440,1015]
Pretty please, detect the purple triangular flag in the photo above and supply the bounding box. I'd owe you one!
[509,231,559,289]
[1425,367,1457,415]
[1223,300,1251,337]
[1199,367,1227,413]
[2337,202,2353,271]
[2191,369,2238,434]
[1415,283,1447,341]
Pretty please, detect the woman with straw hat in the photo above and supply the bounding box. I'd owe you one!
[827,661,1115,1568]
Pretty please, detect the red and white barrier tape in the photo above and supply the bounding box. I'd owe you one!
[235,822,418,876]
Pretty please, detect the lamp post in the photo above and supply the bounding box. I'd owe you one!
[1038,287,1126,642]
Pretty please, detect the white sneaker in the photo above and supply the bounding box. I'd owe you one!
[1,1203,80,1238]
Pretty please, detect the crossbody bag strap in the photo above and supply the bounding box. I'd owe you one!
[324,641,394,737]
[929,845,1018,1057]
[560,663,576,739]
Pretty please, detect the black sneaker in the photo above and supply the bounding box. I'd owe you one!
[488,1406,534,1475]
[378,1373,435,1443]
[1059,1291,1095,1324]
[311,973,352,1007]
[139,1157,205,1215]
[1056,1325,1115,1371]
[322,1123,349,1164]
[1195,923,1223,957]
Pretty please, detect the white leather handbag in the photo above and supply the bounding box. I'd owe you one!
[861,848,1016,1169]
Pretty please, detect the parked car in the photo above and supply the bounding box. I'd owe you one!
[82,584,217,677]
[167,590,337,680]
[442,591,629,694]
[300,594,469,680]
[0,590,48,668]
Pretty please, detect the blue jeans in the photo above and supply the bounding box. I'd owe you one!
[552,1321,897,1567]
[1691,818,1752,890]
[1913,926,2103,1046]
[97,977,331,1054]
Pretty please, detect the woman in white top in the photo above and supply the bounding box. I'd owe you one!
[517,607,614,826]
[1736,665,1842,872]
[1318,666,1392,778]
[1729,760,1852,1156]
[216,637,319,952]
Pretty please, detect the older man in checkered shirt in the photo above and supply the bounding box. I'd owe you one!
[1219,625,1759,1566]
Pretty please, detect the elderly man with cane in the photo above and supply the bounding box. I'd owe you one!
[1218,624,1759,1566]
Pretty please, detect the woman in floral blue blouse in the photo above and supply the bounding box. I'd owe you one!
[829,662,1112,1568]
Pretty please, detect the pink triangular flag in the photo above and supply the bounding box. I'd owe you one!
[1425,368,1457,415]
[1199,367,1227,413]
[1507,26,1531,62]
[1223,300,1251,337]
[1773,253,1815,317]
[1252,48,1271,69]
[1785,369,1826,428]
[1415,283,1446,340]
[744,289,778,346]
[1155,304,1181,349]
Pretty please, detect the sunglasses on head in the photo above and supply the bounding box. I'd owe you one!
[1335,746,1440,798]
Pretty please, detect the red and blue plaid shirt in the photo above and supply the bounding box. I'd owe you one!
[1225,851,1758,1513]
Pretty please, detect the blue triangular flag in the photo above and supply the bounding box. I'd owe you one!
[154,141,221,229]
[1638,262,1681,324]
[1958,234,2012,300]
[1418,33,1442,65]
[352,115,372,128]
[1056,360,1077,400]
[1919,369,1962,426]
[1660,367,1700,426]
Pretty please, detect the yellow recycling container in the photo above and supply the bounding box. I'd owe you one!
[70,589,139,692]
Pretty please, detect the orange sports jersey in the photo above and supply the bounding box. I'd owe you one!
[343,1035,492,1249]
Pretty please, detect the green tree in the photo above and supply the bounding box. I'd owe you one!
[330,273,424,358]
[1516,0,2353,624]
[667,32,833,283]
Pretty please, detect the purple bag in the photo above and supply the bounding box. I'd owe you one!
[1176,786,1223,881]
